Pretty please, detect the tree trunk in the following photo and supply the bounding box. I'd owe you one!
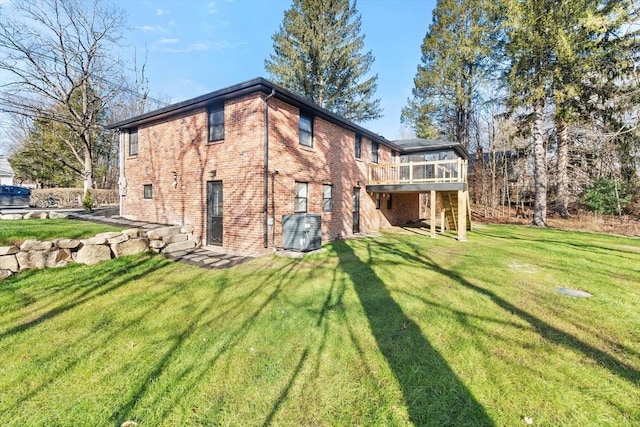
[532,103,547,227]
[83,143,93,195]
[555,120,570,218]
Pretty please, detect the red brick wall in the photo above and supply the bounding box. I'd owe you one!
[122,91,417,254]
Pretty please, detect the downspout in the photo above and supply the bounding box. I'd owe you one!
[117,129,126,216]
[263,89,276,248]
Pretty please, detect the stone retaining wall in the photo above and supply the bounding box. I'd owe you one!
[0,225,200,280]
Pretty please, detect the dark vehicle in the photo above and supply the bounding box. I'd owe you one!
[0,185,31,206]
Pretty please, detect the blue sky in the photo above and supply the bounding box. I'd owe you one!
[0,0,436,154]
[118,0,436,140]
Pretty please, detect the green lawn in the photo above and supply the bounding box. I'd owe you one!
[0,219,125,246]
[0,224,638,426]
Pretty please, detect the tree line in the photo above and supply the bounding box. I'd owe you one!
[2,0,639,226]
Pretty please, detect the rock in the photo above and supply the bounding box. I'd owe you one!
[28,251,47,269]
[95,231,123,239]
[146,226,182,240]
[54,238,81,249]
[23,211,48,219]
[163,240,196,254]
[0,269,12,280]
[76,244,112,265]
[163,233,187,245]
[0,246,19,256]
[111,238,149,257]
[180,225,195,234]
[46,249,72,268]
[123,228,140,238]
[20,239,53,251]
[0,214,23,220]
[188,233,202,245]
[0,255,19,272]
[48,211,68,219]
[81,236,107,245]
[107,234,129,245]
[149,240,165,250]
[15,252,30,271]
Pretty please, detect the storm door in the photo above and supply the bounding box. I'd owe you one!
[352,187,360,233]
[207,181,223,245]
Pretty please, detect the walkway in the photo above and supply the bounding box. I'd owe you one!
[67,209,255,269]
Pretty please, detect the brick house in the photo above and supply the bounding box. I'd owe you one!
[108,78,469,255]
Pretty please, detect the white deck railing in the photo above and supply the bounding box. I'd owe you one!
[368,159,467,185]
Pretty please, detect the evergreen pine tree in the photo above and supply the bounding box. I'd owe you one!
[401,0,498,148]
[265,0,381,123]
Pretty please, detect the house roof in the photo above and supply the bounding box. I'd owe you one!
[0,155,15,177]
[392,138,470,160]
[108,77,401,151]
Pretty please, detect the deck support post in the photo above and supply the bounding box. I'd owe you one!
[457,189,467,241]
[430,190,437,238]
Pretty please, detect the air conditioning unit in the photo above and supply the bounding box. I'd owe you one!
[282,214,322,251]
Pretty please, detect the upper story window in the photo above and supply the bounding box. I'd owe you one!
[129,128,138,156]
[372,141,379,164]
[294,182,308,213]
[208,105,224,142]
[299,114,313,147]
[355,134,362,159]
[323,184,333,212]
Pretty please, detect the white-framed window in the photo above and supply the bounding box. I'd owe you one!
[294,181,308,213]
[143,184,152,199]
[323,184,333,212]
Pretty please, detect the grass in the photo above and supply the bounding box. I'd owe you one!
[0,219,125,246]
[0,224,638,426]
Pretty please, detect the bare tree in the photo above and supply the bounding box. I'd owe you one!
[0,0,126,194]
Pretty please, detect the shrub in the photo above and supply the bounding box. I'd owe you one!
[82,191,94,211]
[581,178,632,215]
[30,188,118,208]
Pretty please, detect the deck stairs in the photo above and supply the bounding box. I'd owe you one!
[440,191,472,231]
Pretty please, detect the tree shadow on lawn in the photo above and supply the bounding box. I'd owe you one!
[112,257,308,425]
[379,235,640,387]
[0,255,171,340]
[334,240,494,426]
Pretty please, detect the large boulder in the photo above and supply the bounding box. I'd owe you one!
[95,231,124,239]
[48,211,68,219]
[0,246,19,256]
[0,214,23,220]
[54,238,81,249]
[163,233,188,245]
[27,251,47,269]
[122,228,140,238]
[15,252,30,271]
[0,269,12,280]
[46,249,72,268]
[163,240,196,254]
[107,234,129,245]
[111,238,149,258]
[75,244,112,265]
[81,236,107,245]
[0,255,19,273]
[146,226,182,240]
[20,240,53,251]
[23,211,48,219]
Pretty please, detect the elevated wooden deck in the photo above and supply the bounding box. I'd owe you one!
[367,159,470,240]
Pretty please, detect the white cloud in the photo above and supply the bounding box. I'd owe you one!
[156,8,167,16]
[160,40,233,53]
[137,25,156,32]
[157,38,180,45]
[207,2,217,14]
